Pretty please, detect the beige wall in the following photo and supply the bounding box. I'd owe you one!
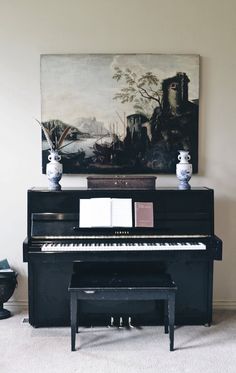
[0,0,236,309]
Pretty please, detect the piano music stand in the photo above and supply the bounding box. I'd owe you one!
[68,271,177,352]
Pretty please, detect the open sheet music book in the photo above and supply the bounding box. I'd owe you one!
[79,198,132,227]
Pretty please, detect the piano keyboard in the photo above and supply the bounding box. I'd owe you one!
[41,242,206,252]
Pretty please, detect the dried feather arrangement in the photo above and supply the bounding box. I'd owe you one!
[36,119,54,150]
[57,126,71,149]
[36,119,71,151]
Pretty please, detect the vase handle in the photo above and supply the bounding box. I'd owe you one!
[48,153,61,162]
[178,154,191,162]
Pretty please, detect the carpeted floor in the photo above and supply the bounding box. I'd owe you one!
[1,310,236,373]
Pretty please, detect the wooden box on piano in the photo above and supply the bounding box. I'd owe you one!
[87,176,156,189]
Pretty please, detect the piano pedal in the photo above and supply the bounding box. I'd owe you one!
[107,316,133,329]
[110,316,121,327]
[128,316,134,328]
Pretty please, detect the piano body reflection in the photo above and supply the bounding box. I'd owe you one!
[23,187,222,327]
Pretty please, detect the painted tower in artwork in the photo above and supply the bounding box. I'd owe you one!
[162,72,190,115]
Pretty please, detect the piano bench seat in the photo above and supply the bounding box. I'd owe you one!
[68,270,177,352]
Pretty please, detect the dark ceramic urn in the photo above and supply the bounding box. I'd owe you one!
[0,271,17,319]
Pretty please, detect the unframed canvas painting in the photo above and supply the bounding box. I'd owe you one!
[40,54,199,174]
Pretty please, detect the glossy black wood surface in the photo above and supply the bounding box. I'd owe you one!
[23,187,222,327]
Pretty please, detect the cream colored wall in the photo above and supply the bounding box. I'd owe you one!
[0,0,236,309]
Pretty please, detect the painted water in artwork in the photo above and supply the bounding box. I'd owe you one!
[40,54,199,174]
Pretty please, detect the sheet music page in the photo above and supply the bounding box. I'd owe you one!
[80,198,112,227]
[90,198,112,227]
[79,199,92,227]
[111,198,133,227]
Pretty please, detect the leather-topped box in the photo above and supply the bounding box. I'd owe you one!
[87,176,156,189]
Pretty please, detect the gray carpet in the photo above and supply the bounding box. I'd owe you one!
[1,310,236,373]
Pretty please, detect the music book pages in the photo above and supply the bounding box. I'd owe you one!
[134,202,154,227]
[79,198,132,227]
[79,199,93,227]
[111,198,132,227]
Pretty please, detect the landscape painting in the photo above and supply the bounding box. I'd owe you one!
[40,54,199,174]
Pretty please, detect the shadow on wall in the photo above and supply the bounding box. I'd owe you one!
[214,195,236,299]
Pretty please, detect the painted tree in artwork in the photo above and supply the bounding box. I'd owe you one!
[112,67,163,118]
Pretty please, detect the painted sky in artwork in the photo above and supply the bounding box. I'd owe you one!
[41,54,199,132]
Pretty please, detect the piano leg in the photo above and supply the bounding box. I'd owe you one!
[70,293,77,351]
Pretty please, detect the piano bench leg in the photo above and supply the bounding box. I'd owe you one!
[164,300,169,334]
[70,293,77,351]
[168,293,175,352]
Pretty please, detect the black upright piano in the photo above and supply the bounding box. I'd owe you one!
[23,187,222,327]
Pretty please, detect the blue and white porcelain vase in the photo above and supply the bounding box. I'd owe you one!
[46,150,63,191]
[176,150,192,190]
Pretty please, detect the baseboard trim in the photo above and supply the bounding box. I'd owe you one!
[213,300,236,310]
[5,301,28,312]
[6,300,236,311]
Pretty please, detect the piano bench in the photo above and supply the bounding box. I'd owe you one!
[68,271,177,352]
